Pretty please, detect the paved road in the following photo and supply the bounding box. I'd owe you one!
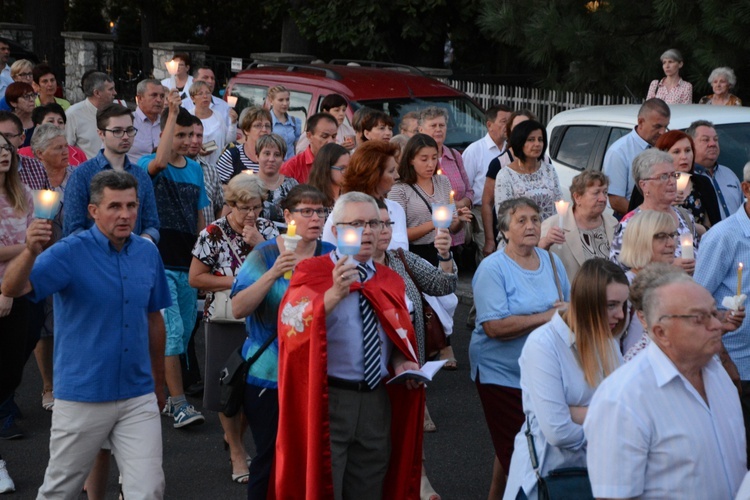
[4,301,496,499]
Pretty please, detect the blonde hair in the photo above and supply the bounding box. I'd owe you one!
[10,59,33,79]
[267,85,289,103]
[188,80,211,98]
[618,210,676,270]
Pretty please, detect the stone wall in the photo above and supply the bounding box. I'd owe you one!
[0,23,35,53]
[61,32,115,104]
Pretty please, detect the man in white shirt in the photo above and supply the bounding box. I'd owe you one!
[130,79,165,163]
[461,104,511,263]
[66,72,117,159]
[584,272,746,500]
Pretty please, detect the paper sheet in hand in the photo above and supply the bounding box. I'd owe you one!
[387,359,448,385]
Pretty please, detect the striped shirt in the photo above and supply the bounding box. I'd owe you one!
[215,145,259,183]
[585,341,746,499]
[388,176,453,245]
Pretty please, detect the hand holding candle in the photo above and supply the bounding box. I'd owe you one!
[32,189,62,220]
[679,233,694,260]
[554,200,569,229]
[282,232,302,280]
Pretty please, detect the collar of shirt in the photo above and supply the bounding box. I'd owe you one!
[550,312,577,347]
[441,145,458,163]
[92,150,136,171]
[89,223,134,255]
[631,127,652,149]
[330,251,376,278]
[272,112,294,127]
[694,162,721,177]
[734,204,750,237]
[134,106,158,124]
[482,133,504,154]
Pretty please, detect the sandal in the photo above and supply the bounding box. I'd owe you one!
[41,390,54,411]
[420,475,440,500]
[423,406,437,433]
[231,472,250,484]
[439,346,458,371]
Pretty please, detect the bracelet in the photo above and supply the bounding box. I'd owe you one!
[437,252,453,262]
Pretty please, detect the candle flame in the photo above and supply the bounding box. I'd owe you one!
[343,230,358,243]
[165,59,179,75]
[40,190,56,204]
[437,169,443,176]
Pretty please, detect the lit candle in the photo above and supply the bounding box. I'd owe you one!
[165,59,179,76]
[226,95,238,108]
[449,190,455,204]
[282,233,302,279]
[337,227,363,255]
[738,263,744,296]
[679,233,694,260]
[242,170,253,175]
[437,169,443,176]
[554,200,569,229]
[287,220,296,237]
[32,189,62,220]
[431,203,453,229]
[676,172,691,192]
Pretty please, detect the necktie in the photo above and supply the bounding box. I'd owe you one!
[357,263,381,389]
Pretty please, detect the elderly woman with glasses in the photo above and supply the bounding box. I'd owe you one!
[254,133,299,229]
[610,148,699,275]
[231,184,334,498]
[216,107,273,182]
[307,142,350,210]
[189,174,277,485]
[189,80,228,166]
[5,82,35,147]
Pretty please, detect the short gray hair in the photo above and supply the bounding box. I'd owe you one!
[743,162,750,183]
[632,149,674,184]
[496,197,540,242]
[84,72,113,97]
[641,271,694,330]
[708,67,737,88]
[418,106,449,127]
[686,120,715,138]
[90,170,139,206]
[136,78,163,96]
[637,98,670,120]
[330,191,379,225]
[660,48,684,63]
[30,123,65,156]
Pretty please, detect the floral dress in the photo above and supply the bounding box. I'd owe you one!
[494,160,563,221]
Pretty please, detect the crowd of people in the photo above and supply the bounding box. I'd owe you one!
[1,41,750,500]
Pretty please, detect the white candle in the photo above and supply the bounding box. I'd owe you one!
[32,189,62,220]
[432,204,452,229]
[227,95,238,108]
[165,59,179,76]
[738,263,744,296]
[554,200,569,229]
[337,227,363,255]
[679,233,694,260]
[676,172,691,192]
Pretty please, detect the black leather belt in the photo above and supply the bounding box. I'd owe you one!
[327,376,378,392]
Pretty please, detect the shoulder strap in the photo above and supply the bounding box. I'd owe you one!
[548,251,564,302]
[229,146,244,177]
[674,206,696,237]
[408,184,433,214]
[396,248,423,294]
[247,330,277,367]
[214,221,244,263]
[525,415,541,473]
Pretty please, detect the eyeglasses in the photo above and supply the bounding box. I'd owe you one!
[2,131,23,139]
[20,93,36,101]
[381,220,395,228]
[652,231,679,241]
[101,127,138,138]
[235,204,263,214]
[0,144,13,153]
[658,310,728,327]
[336,219,383,229]
[17,72,33,78]
[330,165,347,172]
[642,172,680,182]
[290,207,329,218]
[250,123,272,130]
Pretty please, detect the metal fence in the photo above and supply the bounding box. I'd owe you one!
[440,79,641,125]
[204,54,241,95]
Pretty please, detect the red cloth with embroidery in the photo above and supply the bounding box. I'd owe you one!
[271,254,424,500]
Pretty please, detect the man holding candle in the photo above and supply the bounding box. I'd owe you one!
[66,72,118,160]
[695,161,750,463]
[272,192,424,499]
[1,170,171,498]
[139,95,209,429]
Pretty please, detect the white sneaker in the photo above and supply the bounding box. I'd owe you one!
[0,460,15,494]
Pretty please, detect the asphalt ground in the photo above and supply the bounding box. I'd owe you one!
[3,278,495,499]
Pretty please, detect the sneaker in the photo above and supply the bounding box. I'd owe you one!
[0,415,23,440]
[0,460,15,493]
[161,397,175,417]
[173,403,205,429]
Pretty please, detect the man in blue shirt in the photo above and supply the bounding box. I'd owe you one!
[64,103,160,241]
[603,98,670,217]
[1,170,171,498]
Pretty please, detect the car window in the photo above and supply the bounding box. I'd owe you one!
[715,123,750,179]
[228,84,311,127]
[289,91,312,128]
[606,127,629,150]
[353,96,485,151]
[553,126,600,171]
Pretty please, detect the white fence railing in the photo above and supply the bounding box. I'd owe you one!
[440,79,641,125]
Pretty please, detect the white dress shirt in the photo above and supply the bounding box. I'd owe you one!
[584,341,746,500]
[461,133,504,206]
[182,95,236,144]
[65,98,102,159]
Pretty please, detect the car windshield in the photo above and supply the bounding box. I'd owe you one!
[713,123,750,179]
[352,96,486,151]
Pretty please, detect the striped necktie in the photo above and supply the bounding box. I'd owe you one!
[357,263,381,390]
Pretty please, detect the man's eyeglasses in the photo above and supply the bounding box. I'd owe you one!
[652,231,679,241]
[659,310,728,327]
[642,172,680,182]
[101,127,138,138]
[330,165,346,173]
[290,207,329,218]
[336,219,383,230]
[381,220,395,228]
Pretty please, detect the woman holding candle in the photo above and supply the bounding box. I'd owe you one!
[372,201,457,500]
[494,120,563,226]
[307,142,350,210]
[254,134,299,229]
[388,133,472,266]
[471,197,570,496]
[5,82,36,148]
[189,174,277,484]
[266,85,302,161]
[610,148,699,276]
[0,131,35,440]
[231,184,334,498]
[627,130,720,229]
[540,171,618,282]
[215,107,273,182]
[504,258,628,500]
[189,80,229,167]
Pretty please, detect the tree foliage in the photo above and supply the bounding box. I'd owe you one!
[479,0,750,99]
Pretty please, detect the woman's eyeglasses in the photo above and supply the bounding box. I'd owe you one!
[330,165,347,173]
[290,208,329,218]
[652,231,679,241]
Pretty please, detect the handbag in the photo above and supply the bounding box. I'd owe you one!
[219,332,277,417]
[395,248,447,359]
[525,416,594,500]
[208,224,245,324]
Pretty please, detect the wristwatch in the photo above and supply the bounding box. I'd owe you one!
[437,252,453,262]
